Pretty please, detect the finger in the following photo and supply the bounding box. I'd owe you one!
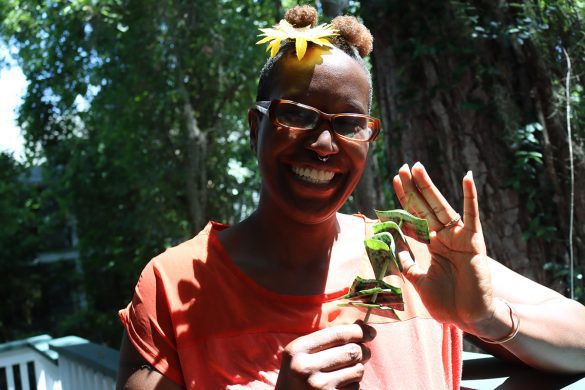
[392,174,407,208]
[304,343,370,373]
[397,250,425,286]
[287,324,370,355]
[428,230,456,259]
[462,171,482,233]
[411,162,460,227]
[354,320,377,341]
[396,164,442,228]
[307,363,365,389]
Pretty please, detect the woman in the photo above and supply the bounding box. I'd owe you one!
[116,6,585,389]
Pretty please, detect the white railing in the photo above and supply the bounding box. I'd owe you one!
[56,348,116,390]
[0,343,61,390]
[0,335,117,390]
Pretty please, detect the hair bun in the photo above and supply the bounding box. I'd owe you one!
[284,5,318,28]
[331,16,373,57]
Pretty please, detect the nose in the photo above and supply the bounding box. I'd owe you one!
[306,121,339,157]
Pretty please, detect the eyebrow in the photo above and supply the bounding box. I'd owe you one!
[281,97,367,115]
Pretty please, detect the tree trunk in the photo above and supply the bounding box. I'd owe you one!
[354,149,385,218]
[361,0,584,289]
[182,94,208,234]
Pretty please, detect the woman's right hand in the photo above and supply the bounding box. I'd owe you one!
[275,322,375,389]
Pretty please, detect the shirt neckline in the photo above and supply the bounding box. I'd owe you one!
[207,221,350,305]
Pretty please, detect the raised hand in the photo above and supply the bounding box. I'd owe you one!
[275,322,375,390]
[392,162,494,334]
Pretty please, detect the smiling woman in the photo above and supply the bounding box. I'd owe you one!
[116,5,585,390]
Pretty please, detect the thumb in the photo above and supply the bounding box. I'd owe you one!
[398,250,424,285]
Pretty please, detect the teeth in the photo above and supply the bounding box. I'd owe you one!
[292,166,335,184]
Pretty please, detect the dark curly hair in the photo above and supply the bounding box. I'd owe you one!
[256,5,374,109]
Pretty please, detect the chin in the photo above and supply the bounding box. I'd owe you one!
[276,185,356,225]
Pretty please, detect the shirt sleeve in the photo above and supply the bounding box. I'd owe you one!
[118,258,185,387]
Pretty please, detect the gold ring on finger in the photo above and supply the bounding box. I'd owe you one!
[442,213,461,230]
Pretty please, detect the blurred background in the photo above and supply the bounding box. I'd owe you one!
[0,0,583,351]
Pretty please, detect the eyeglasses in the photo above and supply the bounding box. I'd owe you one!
[255,99,381,143]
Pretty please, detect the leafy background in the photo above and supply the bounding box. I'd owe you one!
[0,0,583,348]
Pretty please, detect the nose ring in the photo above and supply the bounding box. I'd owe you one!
[317,155,329,163]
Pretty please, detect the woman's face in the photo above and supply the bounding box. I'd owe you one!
[250,46,371,225]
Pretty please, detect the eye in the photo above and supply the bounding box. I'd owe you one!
[275,103,319,129]
[334,116,369,138]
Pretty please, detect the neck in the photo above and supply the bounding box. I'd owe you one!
[218,200,367,295]
[246,204,340,270]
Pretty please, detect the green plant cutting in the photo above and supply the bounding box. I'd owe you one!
[339,206,430,323]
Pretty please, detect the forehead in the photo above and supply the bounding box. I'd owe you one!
[270,47,370,112]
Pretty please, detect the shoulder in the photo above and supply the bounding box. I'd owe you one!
[152,221,225,266]
[137,221,228,287]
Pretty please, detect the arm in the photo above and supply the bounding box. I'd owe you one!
[475,259,585,373]
[116,331,184,390]
[393,162,585,374]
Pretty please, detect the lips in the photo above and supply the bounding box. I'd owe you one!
[291,166,335,184]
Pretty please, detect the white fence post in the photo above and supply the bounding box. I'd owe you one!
[0,335,118,390]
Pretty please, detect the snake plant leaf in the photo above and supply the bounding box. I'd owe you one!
[372,221,406,241]
[371,231,402,272]
[371,231,396,253]
[342,288,404,306]
[348,276,402,295]
[342,286,384,298]
[375,209,430,243]
[352,292,403,307]
[364,238,391,278]
[342,287,402,300]
[338,301,404,313]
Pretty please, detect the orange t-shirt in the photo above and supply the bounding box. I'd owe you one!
[119,220,462,389]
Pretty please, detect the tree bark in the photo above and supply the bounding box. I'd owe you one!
[354,149,385,218]
[361,0,584,289]
[181,89,208,234]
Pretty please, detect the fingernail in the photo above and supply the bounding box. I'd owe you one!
[355,320,376,340]
[400,163,409,171]
[364,325,376,340]
[467,170,473,178]
[413,161,428,174]
[398,250,415,269]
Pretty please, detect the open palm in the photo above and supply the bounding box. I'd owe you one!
[392,162,494,333]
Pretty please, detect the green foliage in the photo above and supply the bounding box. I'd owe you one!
[1,0,583,347]
[457,1,584,284]
[0,153,82,342]
[0,153,40,341]
[0,0,275,346]
[544,262,584,304]
[508,122,557,242]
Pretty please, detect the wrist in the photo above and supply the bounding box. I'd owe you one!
[473,298,520,344]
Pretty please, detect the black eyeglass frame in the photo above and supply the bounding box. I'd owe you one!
[255,99,381,143]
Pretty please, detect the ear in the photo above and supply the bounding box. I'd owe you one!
[248,108,260,154]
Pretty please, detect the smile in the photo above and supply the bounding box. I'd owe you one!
[291,166,335,184]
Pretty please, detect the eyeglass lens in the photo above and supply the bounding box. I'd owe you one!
[274,102,374,140]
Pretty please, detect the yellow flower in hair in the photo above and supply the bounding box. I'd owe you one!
[256,20,338,60]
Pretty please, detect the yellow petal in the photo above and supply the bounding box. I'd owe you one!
[256,36,273,45]
[270,39,281,58]
[256,20,338,60]
[296,37,307,60]
[310,37,333,47]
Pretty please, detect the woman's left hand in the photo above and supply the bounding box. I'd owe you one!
[392,162,494,334]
